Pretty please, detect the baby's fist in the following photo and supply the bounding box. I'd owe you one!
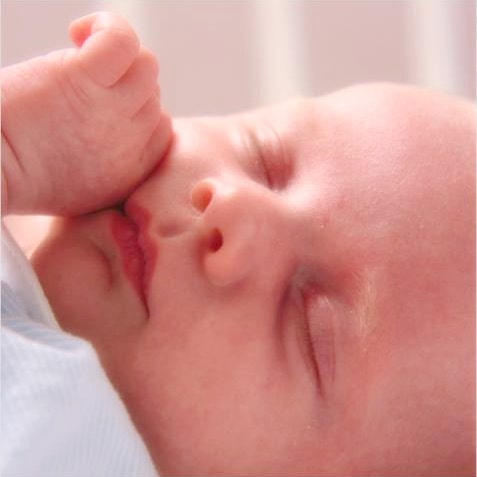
[2,12,172,216]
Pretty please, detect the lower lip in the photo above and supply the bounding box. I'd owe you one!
[110,213,147,306]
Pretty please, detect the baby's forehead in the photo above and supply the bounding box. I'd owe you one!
[207,84,472,134]
[231,89,404,146]
[174,84,473,176]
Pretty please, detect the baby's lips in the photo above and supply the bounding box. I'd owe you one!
[124,200,158,298]
[110,212,147,307]
[124,199,150,233]
[137,229,158,299]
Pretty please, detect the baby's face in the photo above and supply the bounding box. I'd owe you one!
[32,84,475,475]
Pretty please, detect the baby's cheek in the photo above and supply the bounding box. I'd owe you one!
[32,236,113,334]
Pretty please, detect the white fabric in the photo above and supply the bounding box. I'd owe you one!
[1,225,158,477]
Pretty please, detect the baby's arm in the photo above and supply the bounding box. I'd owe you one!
[1,12,172,217]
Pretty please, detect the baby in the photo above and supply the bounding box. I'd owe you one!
[2,12,475,477]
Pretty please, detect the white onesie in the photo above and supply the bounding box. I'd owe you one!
[1,226,157,477]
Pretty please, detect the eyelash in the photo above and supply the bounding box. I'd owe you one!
[301,287,336,393]
[261,128,292,191]
[299,287,323,392]
[259,152,274,188]
[242,124,292,190]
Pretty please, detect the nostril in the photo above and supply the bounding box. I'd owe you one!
[191,182,213,213]
[207,228,223,252]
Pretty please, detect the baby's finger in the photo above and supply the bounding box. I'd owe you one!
[133,96,173,169]
[112,47,159,117]
[69,12,96,47]
[69,12,140,87]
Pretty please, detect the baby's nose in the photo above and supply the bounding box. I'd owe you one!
[190,178,285,287]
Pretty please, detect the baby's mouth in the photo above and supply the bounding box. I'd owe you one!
[110,212,148,308]
[110,200,158,311]
[123,200,158,305]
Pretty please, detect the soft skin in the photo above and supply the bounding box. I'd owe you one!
[32,84,476,476]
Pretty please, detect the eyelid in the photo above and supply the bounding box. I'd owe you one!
[241,124,292,190]
[301,286,336,393]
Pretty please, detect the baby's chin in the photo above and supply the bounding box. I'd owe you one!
[31,210,150,343]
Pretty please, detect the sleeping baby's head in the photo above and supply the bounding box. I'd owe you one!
[32,83,475,476]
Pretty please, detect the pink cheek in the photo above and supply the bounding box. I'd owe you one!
[32,237,114,334]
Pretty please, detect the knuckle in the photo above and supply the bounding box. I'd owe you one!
[108,26,140,57]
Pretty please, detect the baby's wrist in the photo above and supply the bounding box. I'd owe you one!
[1,132,42,216]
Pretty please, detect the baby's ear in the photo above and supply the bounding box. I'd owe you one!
[68,12,140,87]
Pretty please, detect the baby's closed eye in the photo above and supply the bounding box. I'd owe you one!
[236,123,293,191]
